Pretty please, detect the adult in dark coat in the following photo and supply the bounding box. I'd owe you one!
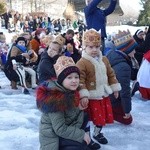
[2,11,12,29]
[133,29,145,66]
[106,50,133,125]
[62,29,81,63]
[84,0,117,53]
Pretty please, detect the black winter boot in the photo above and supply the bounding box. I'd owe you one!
[93,133,108,144]
[88,140,101,149]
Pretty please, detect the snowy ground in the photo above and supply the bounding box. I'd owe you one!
[0,26,150,150]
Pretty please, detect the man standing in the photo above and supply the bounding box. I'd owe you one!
[84,0,117,54]
[3,11,12,29]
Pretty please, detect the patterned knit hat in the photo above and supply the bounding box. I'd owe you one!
[54,56,80,84]
[82,28,101,47]
[112,29,138,54]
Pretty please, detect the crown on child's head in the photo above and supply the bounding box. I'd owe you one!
[54,56,80,84]
[112,29,132,47]
[82,29,101,47]
[54,34,66,47]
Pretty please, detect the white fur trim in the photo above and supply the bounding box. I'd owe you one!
[110,83,122,92]
[79,89,90,98]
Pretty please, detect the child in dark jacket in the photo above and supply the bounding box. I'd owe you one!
[36,56,99,150]
[107,29,138,125]
[37,35,66,84]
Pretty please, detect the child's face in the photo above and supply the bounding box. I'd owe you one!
[66,33,73,41]
[85,45,100,57]
[17,40,25,46]
[62,72,79,91]
[47,43,60,57]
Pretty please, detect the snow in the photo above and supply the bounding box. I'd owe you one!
[0,26,150,150]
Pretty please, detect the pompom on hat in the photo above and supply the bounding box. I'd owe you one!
[82,28,101,47]
[112,29,138,54]
[54,56,80,85]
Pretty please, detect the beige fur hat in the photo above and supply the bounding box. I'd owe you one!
[54,56,80,84]
[82,29,101,47]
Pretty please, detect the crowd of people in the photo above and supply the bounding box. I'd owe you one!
[0,0,150,150]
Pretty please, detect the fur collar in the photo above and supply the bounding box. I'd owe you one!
[36,80,80,113]
[82,51,108,85]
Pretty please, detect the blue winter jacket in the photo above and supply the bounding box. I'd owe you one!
[84,0,117,38]
[106,50,132,113]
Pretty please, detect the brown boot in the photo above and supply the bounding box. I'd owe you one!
[11,81,18,89]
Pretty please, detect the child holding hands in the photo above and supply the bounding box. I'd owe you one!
[36,56,97,150]
[76,29,121,147]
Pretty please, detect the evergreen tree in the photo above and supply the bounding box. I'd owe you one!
[137,0,150,26]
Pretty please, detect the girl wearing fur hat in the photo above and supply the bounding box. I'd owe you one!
[76,29,121,147]
[36,56,94,150]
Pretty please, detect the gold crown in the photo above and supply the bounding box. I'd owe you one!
[54,34,66,47]
[112,29,133,47]
[82,29,101,47]
[54,56,75,77]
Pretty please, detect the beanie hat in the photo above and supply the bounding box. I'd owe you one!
[54,56,80,85]
[15,37,27,45]
[82,28,101,47]
[136,29,144,36]
[112,29,138,54]
[35,28,46,36]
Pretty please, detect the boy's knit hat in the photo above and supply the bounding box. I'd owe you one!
[54,56,80,85]
[82,28,101,47]
[112,29,138,54]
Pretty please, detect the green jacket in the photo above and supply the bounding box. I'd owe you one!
[36,80,85,150]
